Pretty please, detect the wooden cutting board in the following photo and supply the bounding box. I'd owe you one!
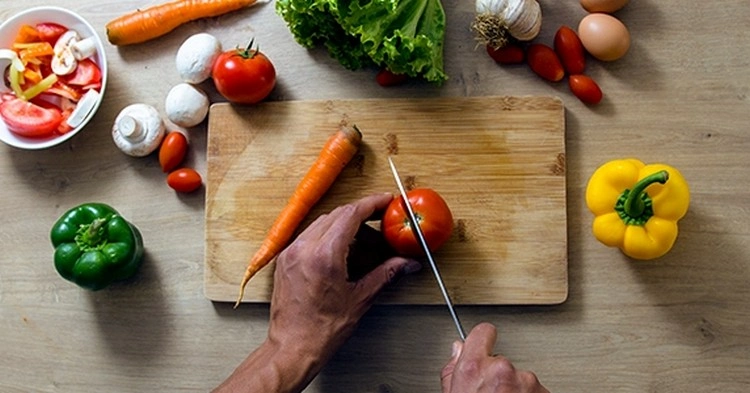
[204,96,568,305]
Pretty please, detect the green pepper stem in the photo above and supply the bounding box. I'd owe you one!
[78,217,108,248]
[623,170,669,218]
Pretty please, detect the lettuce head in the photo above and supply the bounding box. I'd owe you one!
[276,0,447,83]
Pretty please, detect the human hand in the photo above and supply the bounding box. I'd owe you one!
[441,323,550,393]
[267,193,422,360]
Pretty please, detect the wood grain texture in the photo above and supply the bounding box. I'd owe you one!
[205,97,567,305]
[1,0,749,392]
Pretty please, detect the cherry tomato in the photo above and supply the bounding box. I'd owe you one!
[65,59,102,86]
[375,69,408,87]
[0,98,62,138]
[527,44,565,83]
[381,188,454,257]
[569,74,603,105]
[212,42,276,104]
[554,26,586,75]
[159,132,188,173]
[486,44,525,65]
[35,23,67,46]
[167,168,202,193]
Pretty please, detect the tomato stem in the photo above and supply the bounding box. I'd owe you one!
[235,39,258,59]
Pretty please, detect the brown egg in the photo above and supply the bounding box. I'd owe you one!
[578,13,631,61]
[580,0,629,13]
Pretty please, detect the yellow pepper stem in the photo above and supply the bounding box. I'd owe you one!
[617,170,669,225]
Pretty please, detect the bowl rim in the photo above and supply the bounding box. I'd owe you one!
[0,6,108,150]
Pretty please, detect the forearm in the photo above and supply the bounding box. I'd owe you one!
[212,338,325,393]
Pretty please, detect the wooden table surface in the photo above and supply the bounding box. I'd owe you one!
[2,1,748,392]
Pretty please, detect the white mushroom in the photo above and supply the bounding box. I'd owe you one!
[51,30,80,76]
[175,33,222,84]
[165,83,210,128]
[70,37,97,61]
[112,103,166,157]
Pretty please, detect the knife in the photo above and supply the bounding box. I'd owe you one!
[387,156,466,341]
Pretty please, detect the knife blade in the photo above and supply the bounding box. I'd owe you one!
[387,156,466,341]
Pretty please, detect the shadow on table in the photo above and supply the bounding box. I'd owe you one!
[86,249,171,367]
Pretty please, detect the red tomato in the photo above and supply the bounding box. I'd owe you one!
[0,98,62,138]
[527,44,565,83]
[375,69,408,87]
[212,43,276,104]
[159,132,188,173]
[569,74,603,105]
[486,44,525,65]
[554,26,586,75]
[381,188,454,257]
[35,23,67,46]
[65,59,102,86]
[167,168,202,193]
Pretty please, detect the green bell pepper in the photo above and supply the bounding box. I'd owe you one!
[50,203,144,290]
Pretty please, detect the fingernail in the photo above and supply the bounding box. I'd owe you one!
[451,341,461,358]
[403,259,422,275]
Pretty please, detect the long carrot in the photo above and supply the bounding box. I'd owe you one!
[106,0,263,46]
[235,125,363,307]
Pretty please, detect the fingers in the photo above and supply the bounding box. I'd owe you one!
[462,322,498,359]
[297,193,393,243]
[355,256,421,304]
[326,193,393,246]
[440,340,463,392]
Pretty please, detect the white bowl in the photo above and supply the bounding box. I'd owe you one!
[0,6,107,150]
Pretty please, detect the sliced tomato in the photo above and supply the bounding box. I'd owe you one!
[57,107,75,134]
[65,59,101,87]
[0,98,62,138]
[35,23,68,46]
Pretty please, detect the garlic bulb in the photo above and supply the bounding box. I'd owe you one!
[473,0,542,48]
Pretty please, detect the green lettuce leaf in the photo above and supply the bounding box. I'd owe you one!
[276,0,447,83]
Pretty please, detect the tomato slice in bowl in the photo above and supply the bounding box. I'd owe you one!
[0,98,62,138]
[65,58,102,86]
[35,23,68,46]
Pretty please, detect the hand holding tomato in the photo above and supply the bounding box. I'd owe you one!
[381,188,454,257]
[212,40,276,105]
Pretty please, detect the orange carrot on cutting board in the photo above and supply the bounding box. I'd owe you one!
[235,125,363,307]
[106,0,263,46]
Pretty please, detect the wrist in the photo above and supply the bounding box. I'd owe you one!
[265,334,327,392]
[212,338,325,393]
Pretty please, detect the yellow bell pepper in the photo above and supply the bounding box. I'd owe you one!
[585,158,690,260]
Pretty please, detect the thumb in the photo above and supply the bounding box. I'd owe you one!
[357,257,421,303]
[440,340,463,392]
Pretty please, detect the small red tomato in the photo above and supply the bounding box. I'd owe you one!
[527,44,565,83]
[381,188,454,257]
[375,69,408,87]
[554,26,586,75]
[486,44,525,64]
[159,132,189,173]
[167,168,202,193]
[569,74,603,105]
[212,41,276,104]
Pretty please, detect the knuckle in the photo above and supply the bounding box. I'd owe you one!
[489,357,516,379]
[455,358,482,379]
[518,370,541,387]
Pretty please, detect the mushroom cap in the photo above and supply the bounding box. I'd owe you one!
[165,83,210,128]
[175,33,222,84]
